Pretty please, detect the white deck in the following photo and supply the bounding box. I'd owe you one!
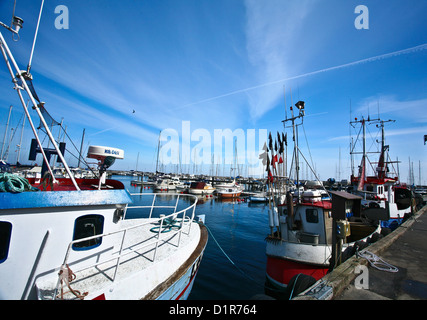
[36,218,201,300]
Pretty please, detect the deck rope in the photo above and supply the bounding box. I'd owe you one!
[56,264,88,300]
[0,172,39,193]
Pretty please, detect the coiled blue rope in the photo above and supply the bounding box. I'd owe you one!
[0,172,39,193]
[150,217,182,233]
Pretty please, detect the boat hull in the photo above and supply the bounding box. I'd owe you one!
[265,223,380,291]
[149,224,208,300]
[249,196,268,203]
[217,192,241,198]
[265,255,328,290]
[188,188,215,195]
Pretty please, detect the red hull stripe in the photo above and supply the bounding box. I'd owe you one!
[266,256,328,285]
[175,276,193,300]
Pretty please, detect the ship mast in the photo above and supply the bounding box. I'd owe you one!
[350,115,397,182]
[282,99,305,199]
[0,2,80,190]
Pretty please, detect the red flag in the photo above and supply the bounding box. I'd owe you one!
[268,170,274,183]
[357,156,366,191]
[271,154,278,168]
[278,156,283,164]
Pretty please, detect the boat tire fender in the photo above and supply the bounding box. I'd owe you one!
[287,273,316,299]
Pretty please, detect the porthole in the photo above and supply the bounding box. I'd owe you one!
[0,222,12,263]
[72,215,104,250]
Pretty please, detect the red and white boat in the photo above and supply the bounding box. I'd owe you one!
[216,185,242,198]
[264,101,380,298]
[349,117,415,230]
[214,178,242,198]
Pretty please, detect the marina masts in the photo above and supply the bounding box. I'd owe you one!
[1,105,12,160]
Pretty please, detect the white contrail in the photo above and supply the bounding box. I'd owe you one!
[181,43,427,108]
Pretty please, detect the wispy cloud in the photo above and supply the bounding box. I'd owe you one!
[328,95,427,144]
[243,0,315,120]
[353,95,427,123]
[37,88,159,145]
[329,126,427,142]
[179,42,427,115]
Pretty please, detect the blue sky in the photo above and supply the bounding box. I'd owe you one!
[0,0,426,183]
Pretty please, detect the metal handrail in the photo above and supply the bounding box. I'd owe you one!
[53,193,198,299]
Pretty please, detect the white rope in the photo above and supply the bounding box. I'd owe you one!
[358,250,399,273]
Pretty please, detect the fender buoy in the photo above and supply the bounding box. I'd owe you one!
[286,274,316,299]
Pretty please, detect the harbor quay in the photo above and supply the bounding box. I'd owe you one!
[294,204,427,300]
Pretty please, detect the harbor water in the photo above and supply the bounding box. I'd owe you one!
[117,175,270,300]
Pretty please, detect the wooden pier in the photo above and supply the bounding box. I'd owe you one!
[294,204,427,300]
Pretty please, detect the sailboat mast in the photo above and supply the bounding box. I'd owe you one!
[1,105,12,160]
[155,130,161,173]
[77,128,85,168]
[135,152,139,172]
[17,112,25,164]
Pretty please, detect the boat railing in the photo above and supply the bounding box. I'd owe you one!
[53,193,198,299]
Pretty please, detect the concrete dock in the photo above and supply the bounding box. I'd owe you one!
[295,205,427,300]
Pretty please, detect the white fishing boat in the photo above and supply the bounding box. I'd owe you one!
[264,101,380,298]
[175,181,189,192]
[0,6,207,300]
[154,178,176,191]
[214,178,242,191]
[154,176,185,191]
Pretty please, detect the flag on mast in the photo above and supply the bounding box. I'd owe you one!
[357,155,366,191]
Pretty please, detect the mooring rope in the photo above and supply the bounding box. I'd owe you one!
[204,223,262,287]
[358,250,399,273]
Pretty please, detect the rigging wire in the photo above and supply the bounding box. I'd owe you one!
[301,122,316,178]
[37,125,98,177]
[27,0,45,73]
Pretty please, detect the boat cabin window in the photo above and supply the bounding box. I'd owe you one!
[306,209,319,223]
[281,207,287,216]
[0,222,12,263]
[72,215,104,250]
